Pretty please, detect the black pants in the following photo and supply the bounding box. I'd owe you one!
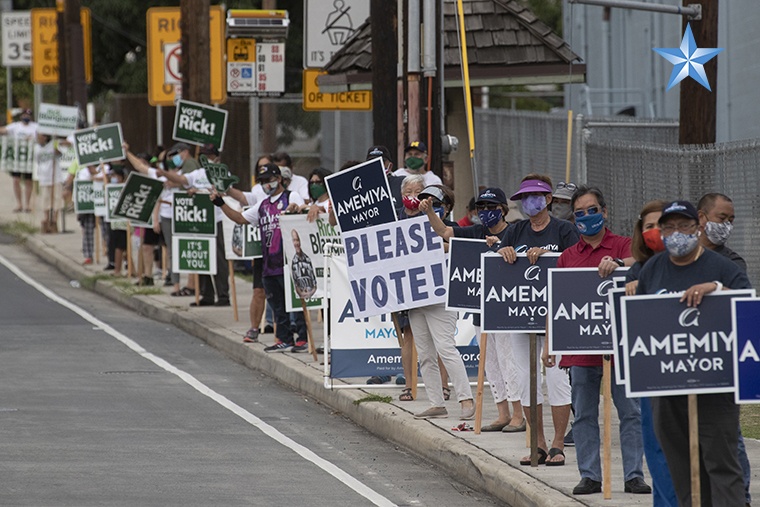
[199,224,229,302]
[262,274,306,345]
[652,393,744,507]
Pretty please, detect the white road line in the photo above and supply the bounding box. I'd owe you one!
[0,254,396,507]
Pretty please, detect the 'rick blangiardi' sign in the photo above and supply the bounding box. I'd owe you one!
[548,267,627,354]
[481,253,558,333]
[621,290,755,398]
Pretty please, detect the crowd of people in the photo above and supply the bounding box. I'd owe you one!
[4,109,750,505]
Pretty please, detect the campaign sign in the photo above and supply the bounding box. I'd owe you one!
[36,103,79,137]
[328,253,480,379]
[172,99,228,150]
[609,288,627,385]
[172,236,217,275]
[482,253,559,333]
[732,298,760,403]
[73,180,97,214]
[342,215,446,319]
[111,172,163,225]
[0,136,34,174]
[222,210,261,259]
[73,123,125,166]
[104,183,125,223]
[621,290,755,397]
[172,192,216,236]
[324,157,397,233]
[446,238,490,312]
[281,214,342,311]
[199,154,239,193]
[548,267,628,354]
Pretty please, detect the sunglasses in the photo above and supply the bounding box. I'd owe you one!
[573,206,600,218]
[556,182,577,191]
[476,203,500,210]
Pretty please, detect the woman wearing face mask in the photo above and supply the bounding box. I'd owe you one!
[495,174,578,466]
[636,200,751,507]
[549,182,576,222]
[302,167,333,222]
[421,186,526,432]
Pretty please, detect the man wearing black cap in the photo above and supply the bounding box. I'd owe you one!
[392,141,442,186]
[366,145,403,211]
[637,200,751,506]
[167,142,200,174]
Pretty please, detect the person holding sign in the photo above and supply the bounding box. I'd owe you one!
[0,108,37,213]
[637,200,751,507]
[552,185,649,495]
[166,142,200,174]
[421,186,525,430]
[210,164,307,352]
[495,175,578,466]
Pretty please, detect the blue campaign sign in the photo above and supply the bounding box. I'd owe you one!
[446,238,490,312]
[609,288,627,385]
[324,157,397,232]
[548,267,628,354]
[482,253,559,333]
[732,298,760,403]
[621,290,755,398]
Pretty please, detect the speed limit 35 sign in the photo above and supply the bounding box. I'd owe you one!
[2,11,31,68]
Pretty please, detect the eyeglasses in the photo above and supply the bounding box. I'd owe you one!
[476,203,499,210]
[573,206,600,218]
[661,222,698,235]
[556,182,577,191]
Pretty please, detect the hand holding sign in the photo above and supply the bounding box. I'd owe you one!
[200,155,239,193]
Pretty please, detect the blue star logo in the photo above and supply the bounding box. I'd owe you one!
[653,23,724,91]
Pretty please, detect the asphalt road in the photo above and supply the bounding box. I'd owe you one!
[0,237,499,507]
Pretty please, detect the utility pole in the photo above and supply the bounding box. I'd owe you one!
[180,0,210,104]
[64,0,87,119]
[56,0,67,106]
[371,0,398,155]
[679,0,718,144]
[260,0,277,155]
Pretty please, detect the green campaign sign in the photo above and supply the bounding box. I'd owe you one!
[0,136,34,174]
[74,123,125,166]
[172,99,228,150]
[172,192,216,236]
[200,155,239,193]
[111,172,164,225]
[73,180,97,214]
[105,183,128,229]
[172,236,217,274]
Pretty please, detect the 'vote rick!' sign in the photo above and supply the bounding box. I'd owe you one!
[622,290,754,398]
[342,215,446,318]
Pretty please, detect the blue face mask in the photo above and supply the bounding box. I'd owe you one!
[478,209,503,229]
[575,212,605,236]
[663,231,700,257]
[521,195,547,217]
[171,154,183,168]
[433,206,446,219]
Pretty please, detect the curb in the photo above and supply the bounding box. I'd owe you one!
[23,232,583,507]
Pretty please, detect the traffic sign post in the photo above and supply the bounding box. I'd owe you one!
[2,11,32,68]
[304,0,369,69]
[302,69,371,111]
[30,8,92,84]
[226,37,255,94]
[146,6,226,106]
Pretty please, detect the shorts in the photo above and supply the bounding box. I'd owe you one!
[10,172,31,180]
[142,228,160,246]
[252,258,264,289]
[111,229,127,251]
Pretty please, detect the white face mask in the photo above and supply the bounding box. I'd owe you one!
[263,181,279,196]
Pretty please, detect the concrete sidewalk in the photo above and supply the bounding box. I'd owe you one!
[1,172,756,506]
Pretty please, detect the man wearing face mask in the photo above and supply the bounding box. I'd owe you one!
[392,141,442,186]
[271,151,310,203]
[549,185,649,496]
[697,193,746,271]
[636,200,750,507]
[167,142,201,174]
[550,181,576,221]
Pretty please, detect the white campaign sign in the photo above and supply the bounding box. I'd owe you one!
[304,0,369,68]
[2,11,31,68]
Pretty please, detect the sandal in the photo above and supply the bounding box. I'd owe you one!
[442,387,451,401]
[171,287,194,297]
[399,388,414,401]
[520,447,547,466]
[546,447,565,466]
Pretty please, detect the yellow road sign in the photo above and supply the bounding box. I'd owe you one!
[30,8,92,85]
[146,6,226,106]
[302,69,371,111]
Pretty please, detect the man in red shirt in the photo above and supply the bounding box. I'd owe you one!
[546,185,650,496]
